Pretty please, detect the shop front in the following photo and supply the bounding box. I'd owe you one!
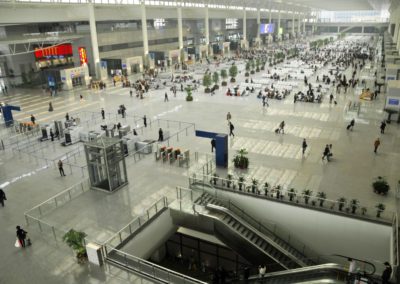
[122,56,143,76]
[60,65,90,90]
[199,45,208,59]
[168,49,180,65]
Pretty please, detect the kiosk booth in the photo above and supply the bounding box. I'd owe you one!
[385,64,400,81]
[199,45,208,59]
[60,65,90,90]
[385,80,400,122]
[168,49,180,65]
[122,56,143,76]
[222,42,230,56]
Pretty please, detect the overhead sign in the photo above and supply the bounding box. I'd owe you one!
[78,47,88,65]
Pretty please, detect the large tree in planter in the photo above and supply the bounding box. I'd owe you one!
[212,72,220,89]
[185,86,193,101]
[372,176,390,195]
[245,62,251,77]
[256,59,260,72]
[250,60,256,74]
[63,229,88,263]
[229,65,238,83]
[220,69,228,86]
[203,74,212,93]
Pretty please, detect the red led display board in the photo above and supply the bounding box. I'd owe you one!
[34,44,73,59]
[78,47,88,65]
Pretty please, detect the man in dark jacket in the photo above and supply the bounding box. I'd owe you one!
[0,188,6,207]
[381,262,392,284]
[16,226,27,248]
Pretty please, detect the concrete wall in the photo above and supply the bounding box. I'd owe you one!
[212,189,391,263]
[123,209,177,259]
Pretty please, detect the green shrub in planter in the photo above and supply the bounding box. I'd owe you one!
[203,74,212,93]
[263,182,269,196]
[229,65,238,83]
[302,189,313,204]
[317,192,327,207]
[63,229,87,263]
[233,148,249,169]
[350,199,359,214]
[212,72,219,89]
[288,188,296,201]
[337,197,346,211]
[376,203,385,218]
[238,176,246,191]
[372,176,390,195]
[220,69,228,86]
[185,86,193,101]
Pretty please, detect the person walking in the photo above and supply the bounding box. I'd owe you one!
[158,128,164,141]
[101,108,105,120]
[322,144,330,161]
[329,93,334,104]
[347,258,357,283]
[374,138,381,154]
[48,102,53,112]
[130,89,133,97]
[279,121,285,134]
[226,112,232,121]
[347,119,355,131]
[65,112,70,121]
[143,115,147,127]
[50,129,54,141]
[258,264,266,278]
[302,138,308,155]
[229,122,235,137]
[0,188,6,207]
[381,262,392,284]
[16,226,28,248]
[164,92,169,102]
[58,160,66,176]
[211,138,216,152]
[380,121,386,134]
[30,114,36,125]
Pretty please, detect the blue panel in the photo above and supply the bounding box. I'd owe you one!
[215,134,228,168]
[1,105,21,126]
[195,130,218,139]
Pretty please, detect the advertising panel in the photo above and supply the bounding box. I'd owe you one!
[260,23,275,34]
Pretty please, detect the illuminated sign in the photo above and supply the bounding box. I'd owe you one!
[34,44,72,59]
[260,23,275,34]
[78,47,88,65]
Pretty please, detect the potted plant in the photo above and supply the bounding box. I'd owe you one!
[337,197,346,211]
[185,86,193,101]
[245,62,250,77]
[288,188,296,201]
[317,192,327,207]
[226,174,233,188]
[233,148,249,169]
[256,59,260,72]
[203,74,212,93]
[220,69,228,86]
[372,176,390,195]
[376,203,385,218]
[260,60,265,71]
[361,207,367,215]
[251,178,258,194]
[238,176,245,191]
[263,182,269,196]
[302,189,313,204]
[350,199,359,214]
[275,185,282,199]
[211,173,219,185]
[229,65,238,83]
[62,229,88,263]
[212,72,220,90]
[250,60,255,74]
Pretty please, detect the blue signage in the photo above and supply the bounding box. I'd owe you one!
[388,98,400,106]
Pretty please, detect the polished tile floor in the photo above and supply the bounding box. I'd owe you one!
[1,38,400,283]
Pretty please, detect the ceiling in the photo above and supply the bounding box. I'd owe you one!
[212,0,390,11]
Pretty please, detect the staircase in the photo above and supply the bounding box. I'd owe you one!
[194,192,315,270]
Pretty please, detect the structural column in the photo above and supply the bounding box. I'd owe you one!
[269,8,272,24]
[291,12,295,35]
[243,8,247,41]
[303,13,306,33]
[277,9,281,38]
[297,12,301,34]
[88,3,100,78]
[141,0,149,56]
[256,8,261,43]
[205,5,209,45]
[394,22,399,44]
[177,5,183,49]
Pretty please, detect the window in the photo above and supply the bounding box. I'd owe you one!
[154,18,166,29]
[226,18,238,30]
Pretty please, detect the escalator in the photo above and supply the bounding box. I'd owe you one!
[195,192,315,271]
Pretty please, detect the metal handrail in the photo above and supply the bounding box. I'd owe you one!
[105,246,207,284]
[189,173,395,224]
[332,254,376,276]
[103,196,168,246]
[24,178,89,215]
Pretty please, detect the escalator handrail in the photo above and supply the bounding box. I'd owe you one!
[197,210,290,270]
[205,203,307,267]
[332,254,376,276]
[248,263,346,281]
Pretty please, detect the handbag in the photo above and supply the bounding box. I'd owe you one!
[14,238,21,248]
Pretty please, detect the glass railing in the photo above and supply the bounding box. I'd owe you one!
[188,173,395,224]
[103,196,168,248]
[105,246,207,284]
[24,178,90,219]
[393,213,399,267]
